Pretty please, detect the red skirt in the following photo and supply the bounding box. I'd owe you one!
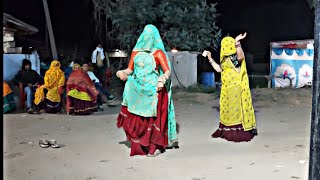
[212,123,257,142]
[68,96,98,115]
[117,89,169,156]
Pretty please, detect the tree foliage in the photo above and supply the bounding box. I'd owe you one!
[306,0,316,9]
[92,0,221,52]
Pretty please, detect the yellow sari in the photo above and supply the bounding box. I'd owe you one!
[219,37,256,131]
[34,60,65,105]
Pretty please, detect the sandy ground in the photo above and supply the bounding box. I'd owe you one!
[3,88,312,180]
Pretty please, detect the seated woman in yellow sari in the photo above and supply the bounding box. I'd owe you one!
[205,33,257,142]
[34,60,65,113]
[3,82,16,113]
[66,63,99,115]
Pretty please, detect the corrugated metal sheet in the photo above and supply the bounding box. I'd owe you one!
[3,13,39,34]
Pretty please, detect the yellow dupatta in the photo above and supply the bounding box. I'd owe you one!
[34,60,65,104]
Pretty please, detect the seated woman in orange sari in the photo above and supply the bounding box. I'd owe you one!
[66,63,99,115]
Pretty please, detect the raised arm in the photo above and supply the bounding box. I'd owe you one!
[204,50,221,73]
[235,32,247,62]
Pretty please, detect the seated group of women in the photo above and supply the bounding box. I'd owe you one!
[4,60,109,116]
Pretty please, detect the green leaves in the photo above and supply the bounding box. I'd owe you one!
[158,0,221,51]
[94,0,221,51]
[306,0,316,9]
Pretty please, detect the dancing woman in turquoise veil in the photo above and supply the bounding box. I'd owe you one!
[116,24,178,157]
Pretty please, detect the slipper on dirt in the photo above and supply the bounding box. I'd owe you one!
[147,149,161,157]
[166,141,179,149]
[39,139,50,148]
[49,140,60,148]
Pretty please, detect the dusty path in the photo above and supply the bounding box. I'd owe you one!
[3,88,312,180]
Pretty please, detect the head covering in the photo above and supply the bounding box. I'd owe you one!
[132,24,171,86]
[220,36,237,60]
[22,59,31,70]
[37,60,65,103]
[47,60,63,80]
[72,63,81,70]
[133,24,167,53]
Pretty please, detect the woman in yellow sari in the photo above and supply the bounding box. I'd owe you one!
[34,60,65,113]
[205,33,257,142]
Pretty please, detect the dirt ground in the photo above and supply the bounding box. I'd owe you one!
[3,87,312,180]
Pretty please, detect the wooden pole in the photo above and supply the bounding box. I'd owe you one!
[309,0,320,179]
[42,0,58,60]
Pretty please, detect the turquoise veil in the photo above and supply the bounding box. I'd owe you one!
[132,24,178,145]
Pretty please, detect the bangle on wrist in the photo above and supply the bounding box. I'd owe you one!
[116,71,121,78]
[163,74,169,80]
[158,76,166,84]
[121,70,127,76]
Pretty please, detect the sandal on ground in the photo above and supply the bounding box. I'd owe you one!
[98,106,104,111]
[166,141,179,149]
[107,95,116,102]
[49,139,60,148]
[147,149,161,157]
[27,107,34,114]
[39,139,50,148]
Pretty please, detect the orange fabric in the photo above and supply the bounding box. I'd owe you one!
[153,50,170,72]
[128,50,170,72]
[66,70,99,101]
[3,82,12,97]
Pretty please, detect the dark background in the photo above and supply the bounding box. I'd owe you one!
[3,0,314,66]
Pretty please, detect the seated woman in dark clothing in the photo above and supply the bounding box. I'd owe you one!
[13,59,43,114]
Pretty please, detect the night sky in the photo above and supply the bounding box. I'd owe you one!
[3,0,96,57]
[3,0,315,62]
